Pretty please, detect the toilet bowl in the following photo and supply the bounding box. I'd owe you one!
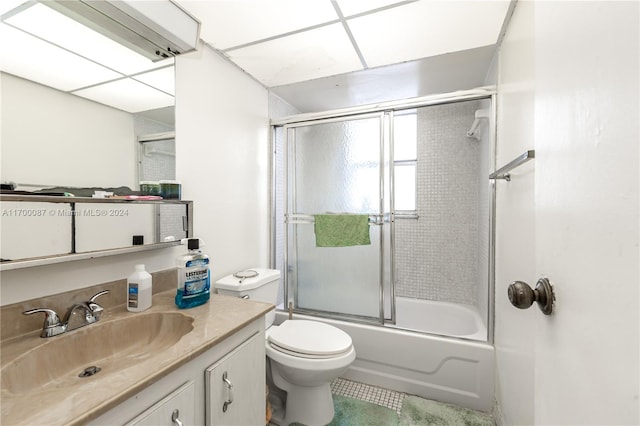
[214,269,356,426]
[266,320,356,426]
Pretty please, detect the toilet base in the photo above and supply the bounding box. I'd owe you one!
[269,364,336,426]
[283,383,334,426]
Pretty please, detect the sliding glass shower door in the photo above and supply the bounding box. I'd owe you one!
[284,113,391,323]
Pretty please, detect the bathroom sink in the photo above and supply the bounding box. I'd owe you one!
[1,312,194,395]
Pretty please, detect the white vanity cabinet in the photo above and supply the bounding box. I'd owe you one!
[126,382,195,426]
[89,318,265,426]
[205,330,265,425]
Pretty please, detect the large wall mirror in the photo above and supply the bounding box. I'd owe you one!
[0,1,189,269]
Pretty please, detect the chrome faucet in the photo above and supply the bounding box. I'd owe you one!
[23,290,109,338]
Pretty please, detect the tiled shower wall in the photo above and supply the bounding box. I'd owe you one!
[394,100,490,310]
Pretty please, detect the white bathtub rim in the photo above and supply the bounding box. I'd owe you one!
[393,296,488,341]
[275,307,488,344]
[273,310,495,413]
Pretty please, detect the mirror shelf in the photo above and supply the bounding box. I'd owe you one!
[0,194,192,271]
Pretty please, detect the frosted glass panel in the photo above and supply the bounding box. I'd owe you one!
[292,117,380,214]
[294,224,381,317]
[287,115,383,320]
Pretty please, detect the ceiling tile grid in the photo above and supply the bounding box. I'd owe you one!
[187,0,511,88]
[2,0,512,113]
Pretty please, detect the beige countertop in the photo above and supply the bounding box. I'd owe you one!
[0,291,273,426]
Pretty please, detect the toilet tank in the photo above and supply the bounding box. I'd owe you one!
[214,268,281,328]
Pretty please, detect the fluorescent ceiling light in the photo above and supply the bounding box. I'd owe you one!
[72,78,174,113]
[41,0,199,61]
[0,22,121,92]
[1,1,180,112]
[4,3,157,75]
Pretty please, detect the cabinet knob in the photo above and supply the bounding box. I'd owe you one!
[507,277,555,315]
[171,409,184,426]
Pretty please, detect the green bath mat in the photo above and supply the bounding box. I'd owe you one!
[398,396,494,426]
[288,395,399,426]
[329,395,399,426]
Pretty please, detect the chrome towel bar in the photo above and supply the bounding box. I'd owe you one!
[489,150,535,181]
[285,213,384,225]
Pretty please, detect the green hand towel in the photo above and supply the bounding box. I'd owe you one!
[314,214,371,247]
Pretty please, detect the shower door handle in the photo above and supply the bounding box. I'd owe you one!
[368,214,384,225]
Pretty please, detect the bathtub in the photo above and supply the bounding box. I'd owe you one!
[393,297,487,341]
[274,306,494,413]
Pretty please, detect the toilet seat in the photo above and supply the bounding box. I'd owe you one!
[267,320,353,359]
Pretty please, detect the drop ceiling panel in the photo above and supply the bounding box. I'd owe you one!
[177,0,339,50]
[227,23,363,87]
[335,0,412,17]
[0,23,121,92]
[348,0,510,67]
[133,67,175,96]
[72,78,174,113]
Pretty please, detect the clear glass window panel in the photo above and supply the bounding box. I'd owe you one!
[393,112,417,161]
[394,163,416,211]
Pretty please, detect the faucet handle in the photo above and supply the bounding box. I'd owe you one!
[23,308,65,337]
[23,308,62,326]
[87,290,109,317]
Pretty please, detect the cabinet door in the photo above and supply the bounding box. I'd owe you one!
[126,381,195,426]
[205,332,266,425]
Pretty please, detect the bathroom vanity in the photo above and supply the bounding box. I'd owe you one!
[0,290,272,425]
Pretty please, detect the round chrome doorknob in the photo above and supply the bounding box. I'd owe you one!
[507,278,555,315]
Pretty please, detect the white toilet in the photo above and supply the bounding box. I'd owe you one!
[215,268,356,426]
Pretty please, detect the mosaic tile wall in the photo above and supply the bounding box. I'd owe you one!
[394,100,488,307]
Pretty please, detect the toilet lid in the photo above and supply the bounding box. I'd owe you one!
[268,320,352,357]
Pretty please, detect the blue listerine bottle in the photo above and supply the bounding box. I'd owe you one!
[175,238,210,309]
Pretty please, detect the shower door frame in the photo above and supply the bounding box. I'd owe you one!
[271,87,497,343]
[282,112,390,325]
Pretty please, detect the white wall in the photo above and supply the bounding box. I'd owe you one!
[0,73,136,188]
[533,1,638,424]
[493,1,536,423]
[495,1,639,424]
[0,248,182,305]
[175,44,270,281]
